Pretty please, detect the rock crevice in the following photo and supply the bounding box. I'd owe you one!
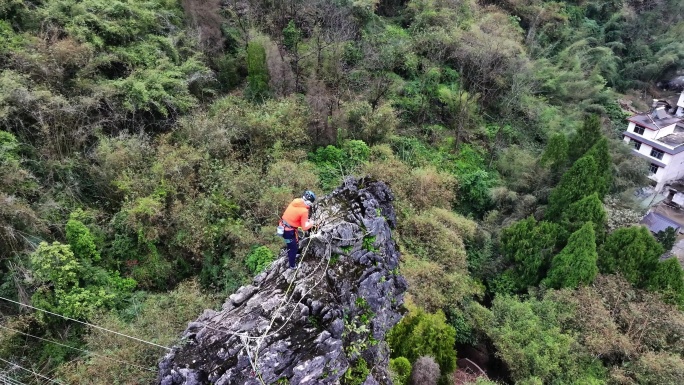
[158,177,407,385]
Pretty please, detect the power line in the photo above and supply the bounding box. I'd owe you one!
[0,297,170,351]
[0,372,27,385]
[0,357,63,385]
[0,325,156,373]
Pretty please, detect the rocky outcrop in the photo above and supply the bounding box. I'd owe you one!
[158,177,408,385]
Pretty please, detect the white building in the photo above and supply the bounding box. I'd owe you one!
[623,92,684,191]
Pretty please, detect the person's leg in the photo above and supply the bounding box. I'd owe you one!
[283,230,298,268]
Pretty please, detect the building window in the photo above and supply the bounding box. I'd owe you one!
[650,148,664,160]
[631,139,642,150]
[634,125,645,135]
[650,163,659,174]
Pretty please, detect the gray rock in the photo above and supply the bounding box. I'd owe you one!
[157,178,406,385]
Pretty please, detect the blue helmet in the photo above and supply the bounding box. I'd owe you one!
[303,190,316,202]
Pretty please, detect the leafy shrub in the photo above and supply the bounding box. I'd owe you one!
[388,301,457,377]
[209,95,309,155]
[483,295,606,384]
[343,100,398,145]
[245,246,275,274]
[66,212,101,262]
[390,357,412,385]
[404,167,456,211]
[401,208,475,272]
[402,255,483,312]
[655,227,677,251]
[30,241,136,320]
[309,140,370,191]
[110,57,209,116]
[452,145,496,215]
[343,357,369,385]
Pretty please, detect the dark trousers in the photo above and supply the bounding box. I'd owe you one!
[283,229,298,268]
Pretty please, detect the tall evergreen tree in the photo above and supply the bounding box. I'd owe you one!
[599,226,663,287]
[583,137,612,197]
[562,192,606,239]
[569,114,602,161]
[546,156,601,219]
[647,258,684,306]
[541,132,569,179]
[544,222,599,289]
[501,217,561,289]
[245,41,271,102]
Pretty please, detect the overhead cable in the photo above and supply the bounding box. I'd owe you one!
[0,296,170,351]
[0,325,156,373]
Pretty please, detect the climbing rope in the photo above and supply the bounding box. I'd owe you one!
[179,202,376,384]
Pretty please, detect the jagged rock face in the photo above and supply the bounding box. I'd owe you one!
[158,177,408,385]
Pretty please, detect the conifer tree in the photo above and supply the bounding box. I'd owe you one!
[541,132,569,178]
[544,222,598,289]
[583,137,612,197]
[501,217,561,289]
[546,156,601,219]
[246,41,270,102]
[599,226,663,287]
[647,258,684,306]
[562,192,606,239]
[569,114,602,161]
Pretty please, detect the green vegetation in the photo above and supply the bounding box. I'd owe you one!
[389,357,411,385]
[2,0,683,383]
[387,301,457,384]
[544,222,599,289]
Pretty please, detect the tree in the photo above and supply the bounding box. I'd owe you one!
[30,241,136,321]
[282,20,301,51]
[562,192,606,238]
[583,138,612,196]
[500,217,561,289]
[483,295,605,384]
[655,227,677,251]
[540,132,569,178]
[281,20,303,92]
[246,41,271,102]
[544,222,599,289]
[569,114,602,161]
[387,302,457,378]
[546,156,602,219]
[647,258,684,306]
[599,226,663,287]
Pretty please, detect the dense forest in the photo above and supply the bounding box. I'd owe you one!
[1,0,683,384]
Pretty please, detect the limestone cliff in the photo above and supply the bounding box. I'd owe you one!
[158,177,408,385]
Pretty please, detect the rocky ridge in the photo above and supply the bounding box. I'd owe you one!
[158,177,408,385]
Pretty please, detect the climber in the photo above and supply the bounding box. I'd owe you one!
[280,190,316,269]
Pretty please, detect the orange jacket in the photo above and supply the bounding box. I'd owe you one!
[281,198,312,230]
